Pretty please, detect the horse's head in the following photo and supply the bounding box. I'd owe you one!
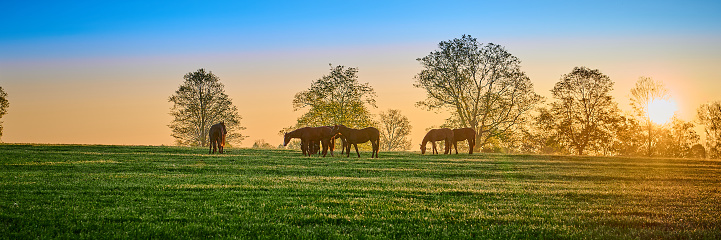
[420,143,426,154]
[283,132,291,146]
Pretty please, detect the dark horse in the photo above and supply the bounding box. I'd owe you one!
[209,122,227,154]
[284,126,334,157]
[452,128,476,154]
[330,125,380,158]
[421,128,454,154]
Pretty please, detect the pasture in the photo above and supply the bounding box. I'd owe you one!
[1,144,720,239]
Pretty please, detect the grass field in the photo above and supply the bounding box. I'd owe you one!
[1,144,720,239]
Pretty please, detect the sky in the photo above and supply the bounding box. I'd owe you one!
[1,0,720,147]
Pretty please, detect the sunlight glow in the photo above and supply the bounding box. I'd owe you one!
[647,98,677,125]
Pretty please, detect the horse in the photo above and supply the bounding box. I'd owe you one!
[421,128,454,154]
[330,125,380,158]
[452,128,476,154]
[284,127,311,156]
[284,126,334,157]
[209,122,227,154]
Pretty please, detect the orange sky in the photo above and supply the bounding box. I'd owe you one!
[2,35,720,147]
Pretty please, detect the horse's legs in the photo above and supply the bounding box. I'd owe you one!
[372,139,379,158]
[354,143,360,157]
[345,143,351,157]
[321,140,328,157]
[209,140,213,154]
[468,139,474,154]
[301,140,308,156]
[431,141,437,154]
[454,141,459,154]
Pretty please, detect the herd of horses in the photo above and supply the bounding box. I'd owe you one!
[208,121,476,157]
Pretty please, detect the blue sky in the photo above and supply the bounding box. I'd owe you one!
[3,1,720,58]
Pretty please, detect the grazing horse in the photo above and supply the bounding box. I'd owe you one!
[284,127,311,156]
[331,125,380,158]
[421,128,454,154]
[452,128,476,154]
[284,126,334,157]
[209,122,227,154]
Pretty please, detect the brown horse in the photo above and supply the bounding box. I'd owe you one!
[284,126,334,157]
[284,127,310,156]
[209,122,227,154]
[421,128,454,154]
[331,125,380,158]
[452,128,476,154]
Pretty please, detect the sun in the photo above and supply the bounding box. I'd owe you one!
[647,98,678,125]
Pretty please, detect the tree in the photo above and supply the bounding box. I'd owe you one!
[655,116,699,158]
[414,35,543,150]
[292,64,377,128]
[550,67,620,155]
[608,115,645,156]
[378,109,412,151]
[252,139,275,149]
[168,68,245,147]
[0,86,8,142]
[629,77,671,156]
[698,101,721,159]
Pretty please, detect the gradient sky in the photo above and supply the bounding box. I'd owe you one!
[1,1,720,147]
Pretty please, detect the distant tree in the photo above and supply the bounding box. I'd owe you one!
[629,77,671,156]
[414,35,543,150]
[549,67,621,155]
[521,107,566,155]
[655,116,699,158]
[168,68,245,147]
[292,64,377,128]
[378,109,412,151]
[608,115,645,156]
[0,86,8,142]
[252,139,275,149]
[697,101,721,159]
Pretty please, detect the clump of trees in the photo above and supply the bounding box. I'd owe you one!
[698,101,721,158]
[415,35,717,158]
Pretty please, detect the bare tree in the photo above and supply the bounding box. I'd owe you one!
[378,109,412,151]
[629,77,670,156]
[698,101,721,158]
[168,69,245,147]
[414,35,543,150]
[550,67,620,155]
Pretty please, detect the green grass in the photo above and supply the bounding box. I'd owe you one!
[1,144,720,239]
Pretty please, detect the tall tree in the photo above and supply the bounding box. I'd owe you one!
[629,77,670,156]
[414,35,543,150]
[168,68,245,147]
[292,64,377,128]
[0,86,8,142]
[378,109,412,151]
[550,67,620,155]
[698,101,721,159]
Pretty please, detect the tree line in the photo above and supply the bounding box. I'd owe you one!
[164,34,721,158]
[4,35,716,158]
